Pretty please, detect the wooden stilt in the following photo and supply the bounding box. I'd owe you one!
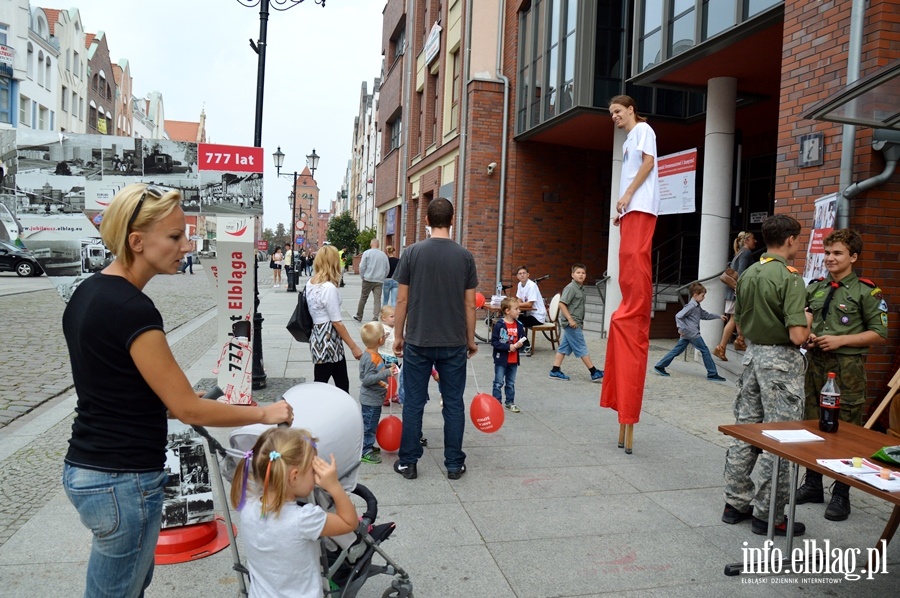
[624,424,634,454]
[618,424,626,448]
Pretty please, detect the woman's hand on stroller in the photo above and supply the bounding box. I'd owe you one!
[260,401,293,426]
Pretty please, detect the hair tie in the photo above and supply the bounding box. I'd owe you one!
[236,450,253,510]
[269,451,281,461]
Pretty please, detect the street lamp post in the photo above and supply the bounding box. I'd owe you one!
[240,0,325,389]
[273,147,320,291]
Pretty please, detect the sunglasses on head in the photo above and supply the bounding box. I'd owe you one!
[127,185,165,231]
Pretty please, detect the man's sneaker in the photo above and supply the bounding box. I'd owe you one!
[591,370,604,383]
[361,452,382,464]
[751,515,806,536]
[505,403,521,413]
[548,370,569,381]
[707,374,727,382]
[722,503,752,524]
[653,366,669,377]
[393,461,417,479]
[795,473,824,504]
[352,315,362,322]
[447,464,467,480]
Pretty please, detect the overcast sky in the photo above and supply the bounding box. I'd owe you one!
[66,0,385,230]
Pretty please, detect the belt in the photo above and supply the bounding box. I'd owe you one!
[753,343,797,348]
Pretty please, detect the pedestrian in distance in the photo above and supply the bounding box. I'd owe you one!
[305,245,364,393]
[600,94,660,455]
[392,197,478,481]
[382,245,400,307]
[272,247,283,287]
[359,321,399,464]
[653,282,728,381]
[62,183,292,598]
[549,263,604,383]
[354,239,389,322]
[491,296,526,413]
[794,229,888,521]
[714,231,757,360]
[283,243,294,286]
[230,427,358,598]
[722,214,812,537]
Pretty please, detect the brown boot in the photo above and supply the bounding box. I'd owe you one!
[713,345,728,361]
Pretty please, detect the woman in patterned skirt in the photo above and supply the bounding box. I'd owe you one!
[304,245,363,391]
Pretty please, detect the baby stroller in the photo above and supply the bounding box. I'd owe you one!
[195,382,414,597]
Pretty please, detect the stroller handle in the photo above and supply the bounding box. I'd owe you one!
[352,483,378,526]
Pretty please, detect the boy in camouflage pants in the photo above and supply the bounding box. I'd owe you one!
[795,229,888,521]
[722,215,813,536]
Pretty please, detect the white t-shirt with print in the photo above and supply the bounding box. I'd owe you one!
[240,496,327,598]
[305,280,342,325]
[620,121,660,216]
[516,279,547,323]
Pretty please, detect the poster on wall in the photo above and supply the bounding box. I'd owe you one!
[161,421,215,529]
[803,193,838,282]
[657,148,697,216]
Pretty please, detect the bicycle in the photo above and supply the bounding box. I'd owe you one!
[473,274,550,343]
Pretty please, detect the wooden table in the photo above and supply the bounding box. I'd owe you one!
[718,420,900,575]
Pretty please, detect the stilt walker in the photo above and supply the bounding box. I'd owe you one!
[600,96,660,454]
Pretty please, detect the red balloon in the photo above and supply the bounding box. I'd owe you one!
[475,292,486,309]
[470,392,505,433]
[376,415,403,452]
[385,376,398,400]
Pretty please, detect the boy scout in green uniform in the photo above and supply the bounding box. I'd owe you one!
[795,229,889,520]
[722,215,813,537]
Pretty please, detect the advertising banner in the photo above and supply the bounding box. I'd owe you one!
[213,216,257,405]
[803,193,838,282]
[657,148,697,216]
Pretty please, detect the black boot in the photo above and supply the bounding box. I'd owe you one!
[825,482,851,521]
[795,470,824,504]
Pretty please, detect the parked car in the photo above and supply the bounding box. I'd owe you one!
[0,240,44,277]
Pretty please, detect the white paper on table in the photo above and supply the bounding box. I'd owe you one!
[762,429,825,443]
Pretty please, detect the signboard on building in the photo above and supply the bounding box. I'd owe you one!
[424,23,442,65]
[802,193,838,282]
[385,207,396,235]
[657,148,697,216]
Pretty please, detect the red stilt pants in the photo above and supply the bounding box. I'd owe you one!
[600,211,657,424]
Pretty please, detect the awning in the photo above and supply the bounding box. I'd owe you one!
[804,60,900,131]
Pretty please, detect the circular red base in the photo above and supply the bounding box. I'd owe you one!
[155,516,236,565]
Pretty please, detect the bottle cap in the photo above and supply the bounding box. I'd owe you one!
[828,372,836,378]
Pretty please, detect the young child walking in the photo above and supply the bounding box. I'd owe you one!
[379,306,399,406]
[230,427,358,598]
[653,282,727,381]
[549,263,604,382]
[491,297,526,412]
[359,321,399,464]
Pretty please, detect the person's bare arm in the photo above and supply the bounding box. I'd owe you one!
[131,330,291,426]
[392,284,409,356]
[465,288,478,358]
[808,330,886,352]
[332,320,363,359]
[558,302,576,328]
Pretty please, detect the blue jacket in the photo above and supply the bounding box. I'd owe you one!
[491,318,526,367]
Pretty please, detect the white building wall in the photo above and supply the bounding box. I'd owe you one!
[0,0,30,129]
[50,8,87,133]
[19,7,59,131]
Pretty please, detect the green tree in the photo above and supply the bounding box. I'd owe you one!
[261,227,275,252]
[356,226,377,252]
[272,223,288,253]
[326,211,360,254]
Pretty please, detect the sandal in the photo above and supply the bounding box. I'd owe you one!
[713,345,728,361]
[733,336,747,352]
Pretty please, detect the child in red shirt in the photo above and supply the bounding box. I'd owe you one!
[491,297,526,413]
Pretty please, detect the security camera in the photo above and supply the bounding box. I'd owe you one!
[487,162,497,175]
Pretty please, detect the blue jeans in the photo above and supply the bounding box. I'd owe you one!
[492,362,518,404]
[63,464,168,598]
[361,404,382,454]
[382,278,398,307]
[655,336,718,377]
[399,344,468,470]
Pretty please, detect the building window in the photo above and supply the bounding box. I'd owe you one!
[45,58,52,88]
[72,91,78,117]
[669,0,696,57]
[0,24,7,46]
[544,0,560,120]
[450,50,460,131]
[106,83,112,101]
[417,90,424,155]
[559,0,577,112]
[702,0,734,40]
[26,43,34,79]
[39,106,48,130]
[389,116,402,151]
[79,97,84,120]
[640,0,664,72]
[62,86,68,112]
[0,78,9,125]
[37,52,45,87]
[66,50,70,72]
[89,105,97,129]
[92,74,99,91]
[431,72,439,144]
[391,25,406,64]
[73,51,80,78]
[19,96,29,127]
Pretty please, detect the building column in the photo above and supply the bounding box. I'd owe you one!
[698,77,737,351]
[604,127,627,331]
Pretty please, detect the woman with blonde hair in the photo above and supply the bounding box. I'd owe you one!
[61,183,292,597]
[714,231,757,360]
[305,245,363,391]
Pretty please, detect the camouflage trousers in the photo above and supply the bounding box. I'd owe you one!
[724,344,806,519]
[803,351,867,425]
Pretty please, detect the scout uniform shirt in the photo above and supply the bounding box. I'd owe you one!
[733,253,807,345]
[806,271,889,355]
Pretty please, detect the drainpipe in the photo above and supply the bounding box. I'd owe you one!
[842,131,900,200]
[398,0,416,248]
[836,0,865,228]
[455,0,474,242]
[494,0,510,290]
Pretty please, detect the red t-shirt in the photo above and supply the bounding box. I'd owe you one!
[505,320,519,363]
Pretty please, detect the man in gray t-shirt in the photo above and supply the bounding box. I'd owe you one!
[392,198,477,480]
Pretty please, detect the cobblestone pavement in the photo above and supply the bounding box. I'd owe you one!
[0,267,216,428]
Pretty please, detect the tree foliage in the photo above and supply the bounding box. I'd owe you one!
[326,211,360,254]
[272,223,288,252]
[356,226,377,252]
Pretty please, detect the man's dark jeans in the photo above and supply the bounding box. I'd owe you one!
[399,343,468,471]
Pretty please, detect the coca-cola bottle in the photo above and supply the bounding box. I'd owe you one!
[818,372,841,433]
